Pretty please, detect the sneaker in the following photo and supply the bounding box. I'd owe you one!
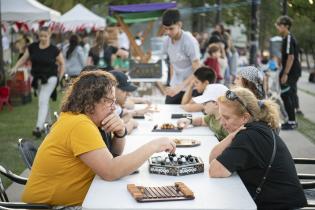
[32,127,42,138]
[296,110,304,116]
[281,122,298,130]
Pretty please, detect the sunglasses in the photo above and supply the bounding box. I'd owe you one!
[226,90,253,117]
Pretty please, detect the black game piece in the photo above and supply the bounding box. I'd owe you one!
[149,154,204,176]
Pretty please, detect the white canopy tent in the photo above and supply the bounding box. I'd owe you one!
[1,0,60,22]
[56,4,106,32]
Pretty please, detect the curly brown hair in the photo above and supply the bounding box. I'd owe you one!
[61,70,116,114]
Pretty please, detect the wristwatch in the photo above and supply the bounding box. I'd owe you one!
[186,116,193,125]
[114,127,128,138]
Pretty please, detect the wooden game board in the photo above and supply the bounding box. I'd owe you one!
[127,182,195,202]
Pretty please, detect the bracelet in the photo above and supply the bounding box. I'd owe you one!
[114,127,127,138]
[186,116,193,125]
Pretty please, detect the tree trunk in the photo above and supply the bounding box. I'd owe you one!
[311,45,315,69]
[305,49,311,70]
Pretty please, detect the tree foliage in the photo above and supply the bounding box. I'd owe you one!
[38,0,315,66]
[286,0,315,67]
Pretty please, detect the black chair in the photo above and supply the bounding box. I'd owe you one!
[294,158,315,208]
[43,111,59,135]
[0,165,50,209]
[17,139,38,170]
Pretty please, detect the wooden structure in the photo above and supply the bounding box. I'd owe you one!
[127,182,195,202]
[108,2,176,63]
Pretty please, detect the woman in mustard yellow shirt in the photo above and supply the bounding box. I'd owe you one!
[22,70,176,208]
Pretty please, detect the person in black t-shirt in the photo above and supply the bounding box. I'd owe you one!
[209,87,307,210]
[87,30,128,71]
[275,16,302,130]
[11,27,65,138]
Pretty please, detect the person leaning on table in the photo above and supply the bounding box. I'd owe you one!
[22,71,176,209]
[209,87,306,210]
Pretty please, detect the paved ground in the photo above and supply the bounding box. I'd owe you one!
[279,71,315,174]
[297,72,315,123]
[5,70,315,202]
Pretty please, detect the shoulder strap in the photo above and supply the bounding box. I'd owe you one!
[253,130,277,200]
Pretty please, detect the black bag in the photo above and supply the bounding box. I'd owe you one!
[308,72,315,83]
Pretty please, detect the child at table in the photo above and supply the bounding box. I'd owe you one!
[181,66,216,112]
[177,84,228,141]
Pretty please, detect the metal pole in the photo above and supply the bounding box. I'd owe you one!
[282,0,288,15]
[249,0,260,65]
[0,0,5,86]
[215,0,221,24]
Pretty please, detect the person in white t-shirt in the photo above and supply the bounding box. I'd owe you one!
[162,9,201,104]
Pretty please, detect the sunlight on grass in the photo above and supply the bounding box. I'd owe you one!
[0,92,62,187]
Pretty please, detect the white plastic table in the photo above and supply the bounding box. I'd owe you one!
[82,135,256,210]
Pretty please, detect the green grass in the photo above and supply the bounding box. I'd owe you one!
[299,88,315,97]
[0,93,62,188]
[297,115,315,145]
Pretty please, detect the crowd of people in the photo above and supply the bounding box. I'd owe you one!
[6,8,307,210]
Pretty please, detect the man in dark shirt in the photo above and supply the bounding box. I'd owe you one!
[275,15,302,130]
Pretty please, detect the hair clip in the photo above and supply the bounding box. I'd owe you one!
[258,100,264,108]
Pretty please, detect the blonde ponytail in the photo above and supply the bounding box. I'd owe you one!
[219,87,280,129]
[258,99,280,129]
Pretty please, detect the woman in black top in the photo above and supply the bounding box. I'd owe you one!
[11,27,65,138]
[209,87,306,210]
[87,30,128,71]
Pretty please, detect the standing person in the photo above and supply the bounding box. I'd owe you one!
[204,43,223,83]
[117,24,130,51]
[275,16,302,130]
[87,30,128,71]
[11,27,65,138]
[63,34,86,78]
[22,71,176,208]
[162,9,201,104]
[209,87,306,210]
[80,34,90,63]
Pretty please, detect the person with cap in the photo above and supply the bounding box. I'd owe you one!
[161,9,201,104]
[234,66,265,100]
[110,70,152,134]
[275,15,302,130]
[177,84,228,141]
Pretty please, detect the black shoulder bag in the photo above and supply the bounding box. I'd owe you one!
[253,130,277,200]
